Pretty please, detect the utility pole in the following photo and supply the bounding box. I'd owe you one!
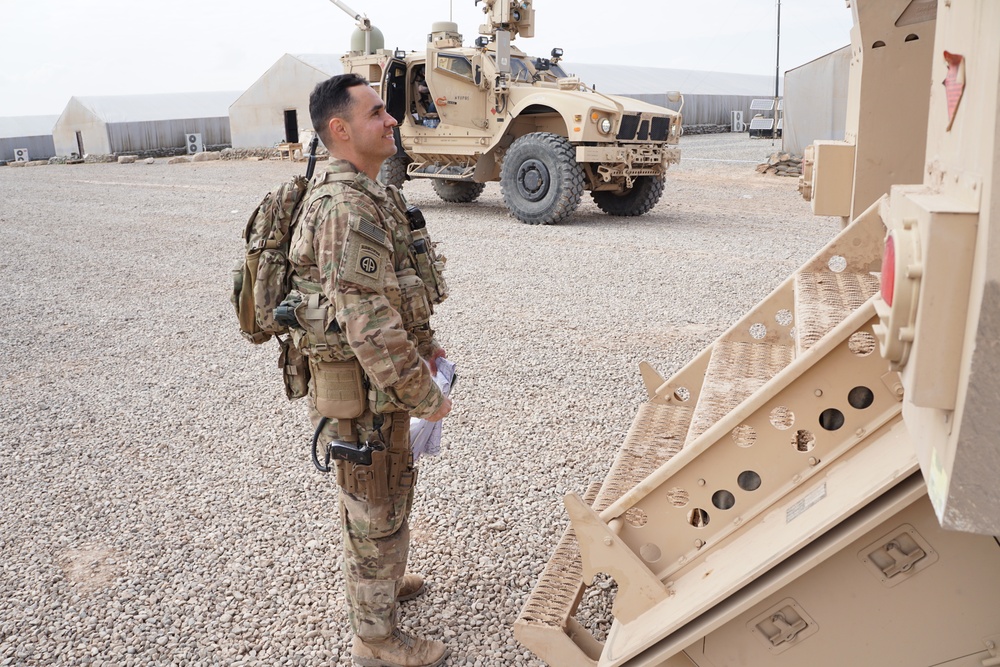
[773,0,781,143]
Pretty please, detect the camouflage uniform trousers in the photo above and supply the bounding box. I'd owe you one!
[310,402,416,641]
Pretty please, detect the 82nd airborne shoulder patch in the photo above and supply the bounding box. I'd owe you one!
[341,223,389,290]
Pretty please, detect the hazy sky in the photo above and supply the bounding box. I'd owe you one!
[1,0,853,117]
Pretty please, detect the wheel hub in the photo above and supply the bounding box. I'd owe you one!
[516,159,550,202]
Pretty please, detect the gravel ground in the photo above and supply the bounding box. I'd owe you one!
[0,133,839,666]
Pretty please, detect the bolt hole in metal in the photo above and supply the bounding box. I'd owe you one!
[828,255,848,272]
[769,406,794,430]
[793,429,816,452]
[849,331,877,356]
[775,309,793,327]
[624,507,648,527]
[687,508,711,528]
[848,386,875,410]
[749,323,767,340]
[673,386,691,402]
[732,424,757,448]
[819,408,845,431]
[666,487,690,508]
[712,489,736,510]
[640,543,662,563]
[738,470,762,491]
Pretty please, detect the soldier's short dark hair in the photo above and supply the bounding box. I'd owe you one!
[309,73,370,144]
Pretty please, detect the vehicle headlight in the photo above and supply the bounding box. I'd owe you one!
[599,117,613,134]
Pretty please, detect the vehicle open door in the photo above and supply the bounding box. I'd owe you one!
[380,57,407,125]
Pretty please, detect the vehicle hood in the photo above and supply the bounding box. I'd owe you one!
[507,85,679,118]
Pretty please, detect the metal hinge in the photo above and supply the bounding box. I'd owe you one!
[858,524,938,588]
[748,599,819,655]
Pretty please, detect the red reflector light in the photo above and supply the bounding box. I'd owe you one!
[881,234,895,307]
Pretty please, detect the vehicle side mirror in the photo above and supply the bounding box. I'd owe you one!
[666,90,682,103]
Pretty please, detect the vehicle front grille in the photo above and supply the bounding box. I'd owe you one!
[617,114,640,140]
[617,113,670,142]
[650,117,669,141]
[637,120,649,141]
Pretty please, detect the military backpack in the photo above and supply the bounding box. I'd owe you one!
[230,139,319,344]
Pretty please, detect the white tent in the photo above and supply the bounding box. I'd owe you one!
[0,115,58,162]
[782,46,851,155]
[229,54,343,149]
[567,63,775,97]
[52,91,240,156]
[565,63,777,127]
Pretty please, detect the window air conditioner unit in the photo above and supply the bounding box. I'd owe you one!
[186,133,204,155]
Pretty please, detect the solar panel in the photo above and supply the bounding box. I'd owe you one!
[750,99,775,111]
[749,118,775,130]
[777,98,784,111]
[776,118,784,130]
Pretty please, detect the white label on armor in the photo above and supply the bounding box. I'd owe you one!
[785,482,827,524]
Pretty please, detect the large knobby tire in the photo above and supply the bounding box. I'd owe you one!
[500,132,584,225]
[378,154,410,189]
[592,175,666,217]
[431,180,486,203]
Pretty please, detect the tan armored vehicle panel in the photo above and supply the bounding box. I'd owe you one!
[339,0,682,224]
[517,1,1000,665]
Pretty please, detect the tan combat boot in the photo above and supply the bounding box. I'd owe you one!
[352,629,449,667]
[396,574,425,601]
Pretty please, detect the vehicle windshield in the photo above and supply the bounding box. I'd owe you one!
[487,54,561,83]
[511,57,532,82]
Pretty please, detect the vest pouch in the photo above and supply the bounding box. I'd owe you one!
[409,228,448,304]
[253,247,289,333]
[294,292,353,361]
[310,358,366,419]
[278,337,310,400]
[396,271,432,329]
[235,252,266,340]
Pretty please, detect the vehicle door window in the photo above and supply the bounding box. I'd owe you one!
[436,54,473,79]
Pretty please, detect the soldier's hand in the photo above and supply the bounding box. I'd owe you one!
[428,348,447,375]
[426,396,452,422]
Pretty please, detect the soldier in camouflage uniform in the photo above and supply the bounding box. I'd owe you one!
[288,73,452,667]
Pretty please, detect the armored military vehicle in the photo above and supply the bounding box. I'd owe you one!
[515,0,1000,665]
[333,0,682,225]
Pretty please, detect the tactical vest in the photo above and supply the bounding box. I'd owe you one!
[288,169,448,413]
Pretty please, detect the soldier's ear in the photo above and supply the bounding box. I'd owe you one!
[328,116,350,142]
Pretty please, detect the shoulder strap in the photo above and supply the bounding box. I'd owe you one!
[385,184,408,213]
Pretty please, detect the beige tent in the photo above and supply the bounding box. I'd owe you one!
[229,54,343,149]
[782,46,851,155]
[52,92,239,157]
[567,62,776,126]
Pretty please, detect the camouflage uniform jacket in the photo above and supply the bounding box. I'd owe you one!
[288,159,444,420]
